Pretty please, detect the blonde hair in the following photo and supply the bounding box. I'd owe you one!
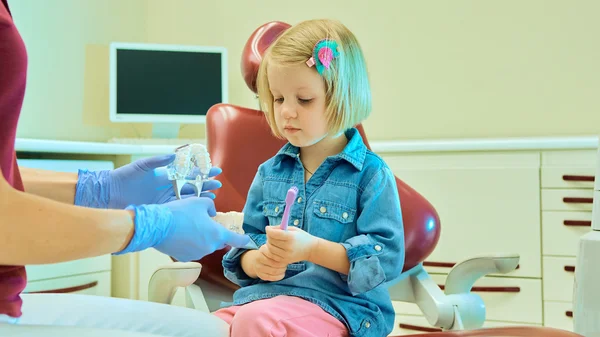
[256,19,372,138]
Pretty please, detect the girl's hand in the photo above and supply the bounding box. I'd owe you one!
[252,245,288,281]
[264,225,319,265]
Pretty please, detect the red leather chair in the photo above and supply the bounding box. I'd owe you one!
[191,21,582,337]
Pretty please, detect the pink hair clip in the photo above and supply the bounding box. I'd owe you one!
[306,38,340,74]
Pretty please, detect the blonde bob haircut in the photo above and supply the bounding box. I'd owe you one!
[256,19,372,139]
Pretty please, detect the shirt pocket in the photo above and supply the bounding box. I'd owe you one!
[262,200,286,226]
[284,261,307,279]
[311,200,357,242]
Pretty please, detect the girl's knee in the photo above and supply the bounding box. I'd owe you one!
[230,299,279,335]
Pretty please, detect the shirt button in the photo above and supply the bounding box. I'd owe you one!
[274,206,279,212]
[297,197,302,203]
[342,212,348,219]
[365,321,371,328]
[374,245,382,251]
[320,206,327,213]
[293,219,299,226]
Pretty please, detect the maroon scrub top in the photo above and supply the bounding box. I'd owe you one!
[0,0,29,318]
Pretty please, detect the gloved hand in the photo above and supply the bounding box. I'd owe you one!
[75,154,222,209]
[114,197,251,262]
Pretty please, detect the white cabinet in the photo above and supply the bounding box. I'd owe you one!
[380,152,543,331]
[543,301,574,332]
[382,152,541,279]
[24,271,111,296]
[542,211,592,256]
[539,150,596,331]
[542,256,576,303]
[25,256,112,296]
[379,149,597,333]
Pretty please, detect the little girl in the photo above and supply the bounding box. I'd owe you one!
[215,19,405,337]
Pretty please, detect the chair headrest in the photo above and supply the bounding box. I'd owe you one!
[241,21,291,94]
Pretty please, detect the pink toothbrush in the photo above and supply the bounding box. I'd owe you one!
[280,186,298,230]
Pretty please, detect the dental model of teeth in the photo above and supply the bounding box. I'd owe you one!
[213,211,245,234]
[167,143,213,199]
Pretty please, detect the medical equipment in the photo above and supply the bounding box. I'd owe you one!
[109,42,228,140]
[167,143,212,200]
[212,211,258,250]
[166,143,258,251]
[573,137,600,336]
[280,186,298,230]
[214,211,245,234]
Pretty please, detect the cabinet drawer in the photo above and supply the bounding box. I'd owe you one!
[541,167,596,190]
[542,150,597,169]
[543,301,573,332]
[383,162,541,278]
[541,189,594,212]
[24,271,111,297]
[392,275,542,324]
[542,211,591,256]
[542,257,576,302]
[26,255,111,282]
[391,314,542,335]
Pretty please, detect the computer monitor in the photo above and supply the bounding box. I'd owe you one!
[109,42,228,138]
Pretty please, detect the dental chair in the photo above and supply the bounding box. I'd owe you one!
[148,21,582,337]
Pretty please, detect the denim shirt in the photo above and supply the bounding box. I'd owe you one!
[222,128,405,337]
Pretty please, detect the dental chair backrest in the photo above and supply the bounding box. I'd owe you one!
[197,21,442,290]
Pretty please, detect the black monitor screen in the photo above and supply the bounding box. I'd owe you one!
[116,49,223,116]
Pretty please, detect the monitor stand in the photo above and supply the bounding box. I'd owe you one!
[151,123,180,139]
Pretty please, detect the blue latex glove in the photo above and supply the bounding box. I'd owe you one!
[114,197,251,262]
[75,154,222,209]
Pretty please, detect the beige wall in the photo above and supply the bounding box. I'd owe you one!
[10,0,600,142]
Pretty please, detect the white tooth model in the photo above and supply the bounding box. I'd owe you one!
[573,136,600,336]
[213,211,257,249]
[167,143,212,199]
[213,211,245,234]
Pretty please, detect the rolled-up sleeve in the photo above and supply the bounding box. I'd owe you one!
[222,168,269,287]
[340,166,405,295]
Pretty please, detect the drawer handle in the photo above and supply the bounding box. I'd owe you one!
[27,281,98,294]
[423,261,456,268]
[438,284,520,293]
[424,261,520,269]
[563,197,594,204]
[399,323,442,333]
[564,220,592,227]
[564,265,575,273]
[563,175,595,182]
[566,311,573,317]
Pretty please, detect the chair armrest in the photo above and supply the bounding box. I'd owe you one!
[389,265,456,330]
[147,262,202,305]
[388,256,519,332]
[184,283,211,312]
[444,253,520,295]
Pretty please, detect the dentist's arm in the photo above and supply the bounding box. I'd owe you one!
[19,167,77,203]
[0,173,249,266]
[0,172,134,265]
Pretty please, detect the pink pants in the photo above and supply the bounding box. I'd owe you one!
[213,295,348,337]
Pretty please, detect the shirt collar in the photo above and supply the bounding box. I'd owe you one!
[273,128,367,171]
